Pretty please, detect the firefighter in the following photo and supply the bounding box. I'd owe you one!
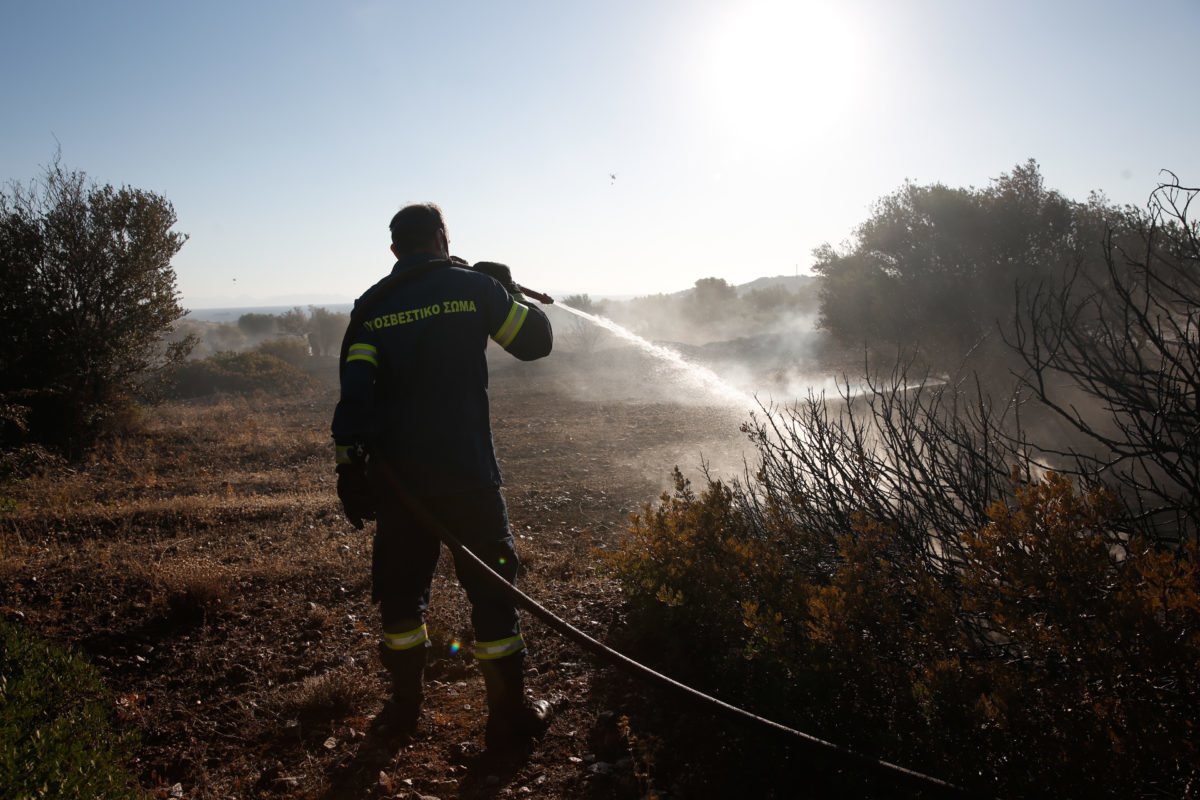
[331,202,554,749]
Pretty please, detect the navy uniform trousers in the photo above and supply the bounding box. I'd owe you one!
[370,481,522,648]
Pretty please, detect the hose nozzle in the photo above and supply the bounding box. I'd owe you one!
[517,285,554,304]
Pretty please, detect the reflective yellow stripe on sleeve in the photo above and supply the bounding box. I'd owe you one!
[493,301,529,348]
[346,342,378,367]
[475,634,526,661]
[335,444,351,465]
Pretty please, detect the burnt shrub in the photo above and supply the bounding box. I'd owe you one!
[606,467,1200,797]
[604,174,1200,798]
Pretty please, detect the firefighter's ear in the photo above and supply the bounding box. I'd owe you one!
[390,244,399,259]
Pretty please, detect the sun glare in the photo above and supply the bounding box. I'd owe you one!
[701,0,865,149]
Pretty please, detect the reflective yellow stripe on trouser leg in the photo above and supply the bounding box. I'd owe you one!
[382,623,429,651]
[475,634,526,661]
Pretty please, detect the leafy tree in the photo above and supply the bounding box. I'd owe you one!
[813,160,1112,367]
[308,306,348,357]
[561,293,597,313]
[684,277,738,325]
[0,159,193,453]
[276,306,309,336]
[236,312,277,339]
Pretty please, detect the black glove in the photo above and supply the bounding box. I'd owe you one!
[472,261,523,297]
[336,462,376,530]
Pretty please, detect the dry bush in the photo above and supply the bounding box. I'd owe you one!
[281,666,372,722]
[144,557,235,624]
[303,602,332,630]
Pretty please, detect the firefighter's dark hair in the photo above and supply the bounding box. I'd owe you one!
[389,203,446,254]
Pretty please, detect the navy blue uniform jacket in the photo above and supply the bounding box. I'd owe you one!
[331,254,553,494]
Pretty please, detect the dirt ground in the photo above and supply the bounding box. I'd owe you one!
[0,344,769,800]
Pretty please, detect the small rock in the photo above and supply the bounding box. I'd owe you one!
[323,736,337,750]
[588,762,615,776]
[169,783,184,798]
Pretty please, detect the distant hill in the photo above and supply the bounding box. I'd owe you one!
[646,274,818,301]
[735,274,817,295]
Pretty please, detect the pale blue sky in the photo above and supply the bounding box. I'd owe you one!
[2,0,1197,308]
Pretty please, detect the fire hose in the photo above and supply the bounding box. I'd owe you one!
[372,460,971,798]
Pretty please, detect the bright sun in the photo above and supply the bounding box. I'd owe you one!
[701,0,866,149]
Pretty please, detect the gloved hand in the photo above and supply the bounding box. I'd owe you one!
[336,463,376,530]
[472,261,523,298]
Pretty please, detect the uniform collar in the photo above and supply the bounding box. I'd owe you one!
[392,253,445,275]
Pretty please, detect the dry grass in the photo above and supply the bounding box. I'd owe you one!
[0,360,748,799]
[0,385,368,660]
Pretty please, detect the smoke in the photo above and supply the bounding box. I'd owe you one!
[543,299,834,412]
[522,297,846,489]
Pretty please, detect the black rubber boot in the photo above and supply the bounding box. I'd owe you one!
[378,642,427,737]
[480,652,552,751]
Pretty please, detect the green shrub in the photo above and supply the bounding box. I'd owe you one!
[168,351,313,398]
[255,336,310,368]
[0,160,194,457]
[0,620,146,799]
[601,468,804,693]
